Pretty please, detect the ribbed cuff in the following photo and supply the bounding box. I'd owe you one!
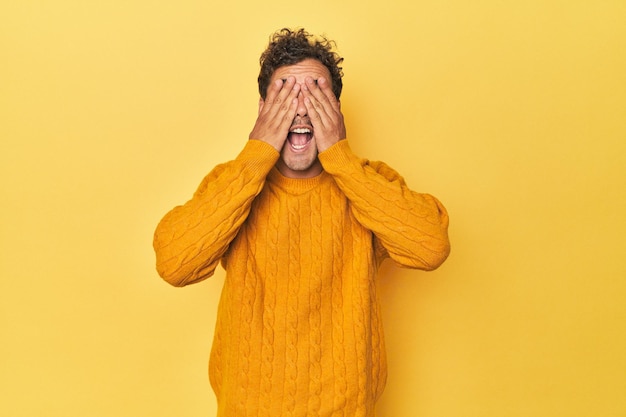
[318,139,361,174]
[238,139,281,174]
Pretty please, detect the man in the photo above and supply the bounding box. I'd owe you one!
[153,28,450,417]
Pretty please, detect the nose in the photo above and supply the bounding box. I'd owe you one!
[296,91,307,117]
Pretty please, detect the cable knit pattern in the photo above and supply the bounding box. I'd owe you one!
[153,139,450,417]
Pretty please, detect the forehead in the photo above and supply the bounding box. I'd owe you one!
[270,58,331,83]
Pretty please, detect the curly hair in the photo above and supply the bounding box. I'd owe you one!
[258,28,344,100]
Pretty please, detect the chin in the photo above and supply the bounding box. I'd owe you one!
[286,153,318,170]
[278,154,322,178]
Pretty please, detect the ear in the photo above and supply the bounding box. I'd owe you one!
[258,97,264,115]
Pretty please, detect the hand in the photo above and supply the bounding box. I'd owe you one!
[249,77,301,152]
[302,76,346,152]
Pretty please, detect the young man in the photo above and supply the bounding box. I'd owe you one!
[153,28,450,417]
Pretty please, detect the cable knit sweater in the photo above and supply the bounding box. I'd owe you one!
[153,139,450,417]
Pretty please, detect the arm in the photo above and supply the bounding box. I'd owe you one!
[153,141,279,286]
[154,77,301,286]
[302,76,449,270]
[319,141,450,270]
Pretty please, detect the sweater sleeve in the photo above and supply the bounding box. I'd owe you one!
[318,140,450,270]
[153,140,279,286]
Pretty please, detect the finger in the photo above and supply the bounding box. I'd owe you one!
[303,81,338,127]
[316,77,340,108]
[281,96,299,128]
[305,76,339,111]
[270,83,300,137]
[303,94,328,132]
[301,83,325,121]
[303,79,340,126]
[303,80,346,141]
[283,78,301,109]
[273,81,300,131]
[261,78,293,113]
[273,77,298,106]
[261,79,284,112]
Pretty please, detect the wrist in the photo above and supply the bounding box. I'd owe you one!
[248,137,284,153]
[316,137,340,153]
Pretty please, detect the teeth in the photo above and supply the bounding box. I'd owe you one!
[290,128,311,134]
[291,143,306,150]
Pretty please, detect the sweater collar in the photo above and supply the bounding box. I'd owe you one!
[267,167,331,194]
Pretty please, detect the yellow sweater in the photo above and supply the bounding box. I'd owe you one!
[153,139,450,417]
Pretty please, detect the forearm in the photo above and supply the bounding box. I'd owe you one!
[153,140,279,286]
[319,140,450,270]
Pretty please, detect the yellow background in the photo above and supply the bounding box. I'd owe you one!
[2,1,625,416]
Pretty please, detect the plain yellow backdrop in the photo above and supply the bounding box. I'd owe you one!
[1,1,625,416]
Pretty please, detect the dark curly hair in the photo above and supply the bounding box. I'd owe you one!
[258,28,344,100]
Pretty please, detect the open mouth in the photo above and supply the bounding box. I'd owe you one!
[287,127,313,151]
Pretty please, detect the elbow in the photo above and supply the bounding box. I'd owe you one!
[421,240,450,271]
[419,197,450,271]
[424,229,451,271]
[153,228,213,287]
[391,237,450,271]
[154,245,216,287]
[156,260,215,287]
[154,241,188,287]
[156,263,191,287]
[408,231,451,271]
[155,254,188,287]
